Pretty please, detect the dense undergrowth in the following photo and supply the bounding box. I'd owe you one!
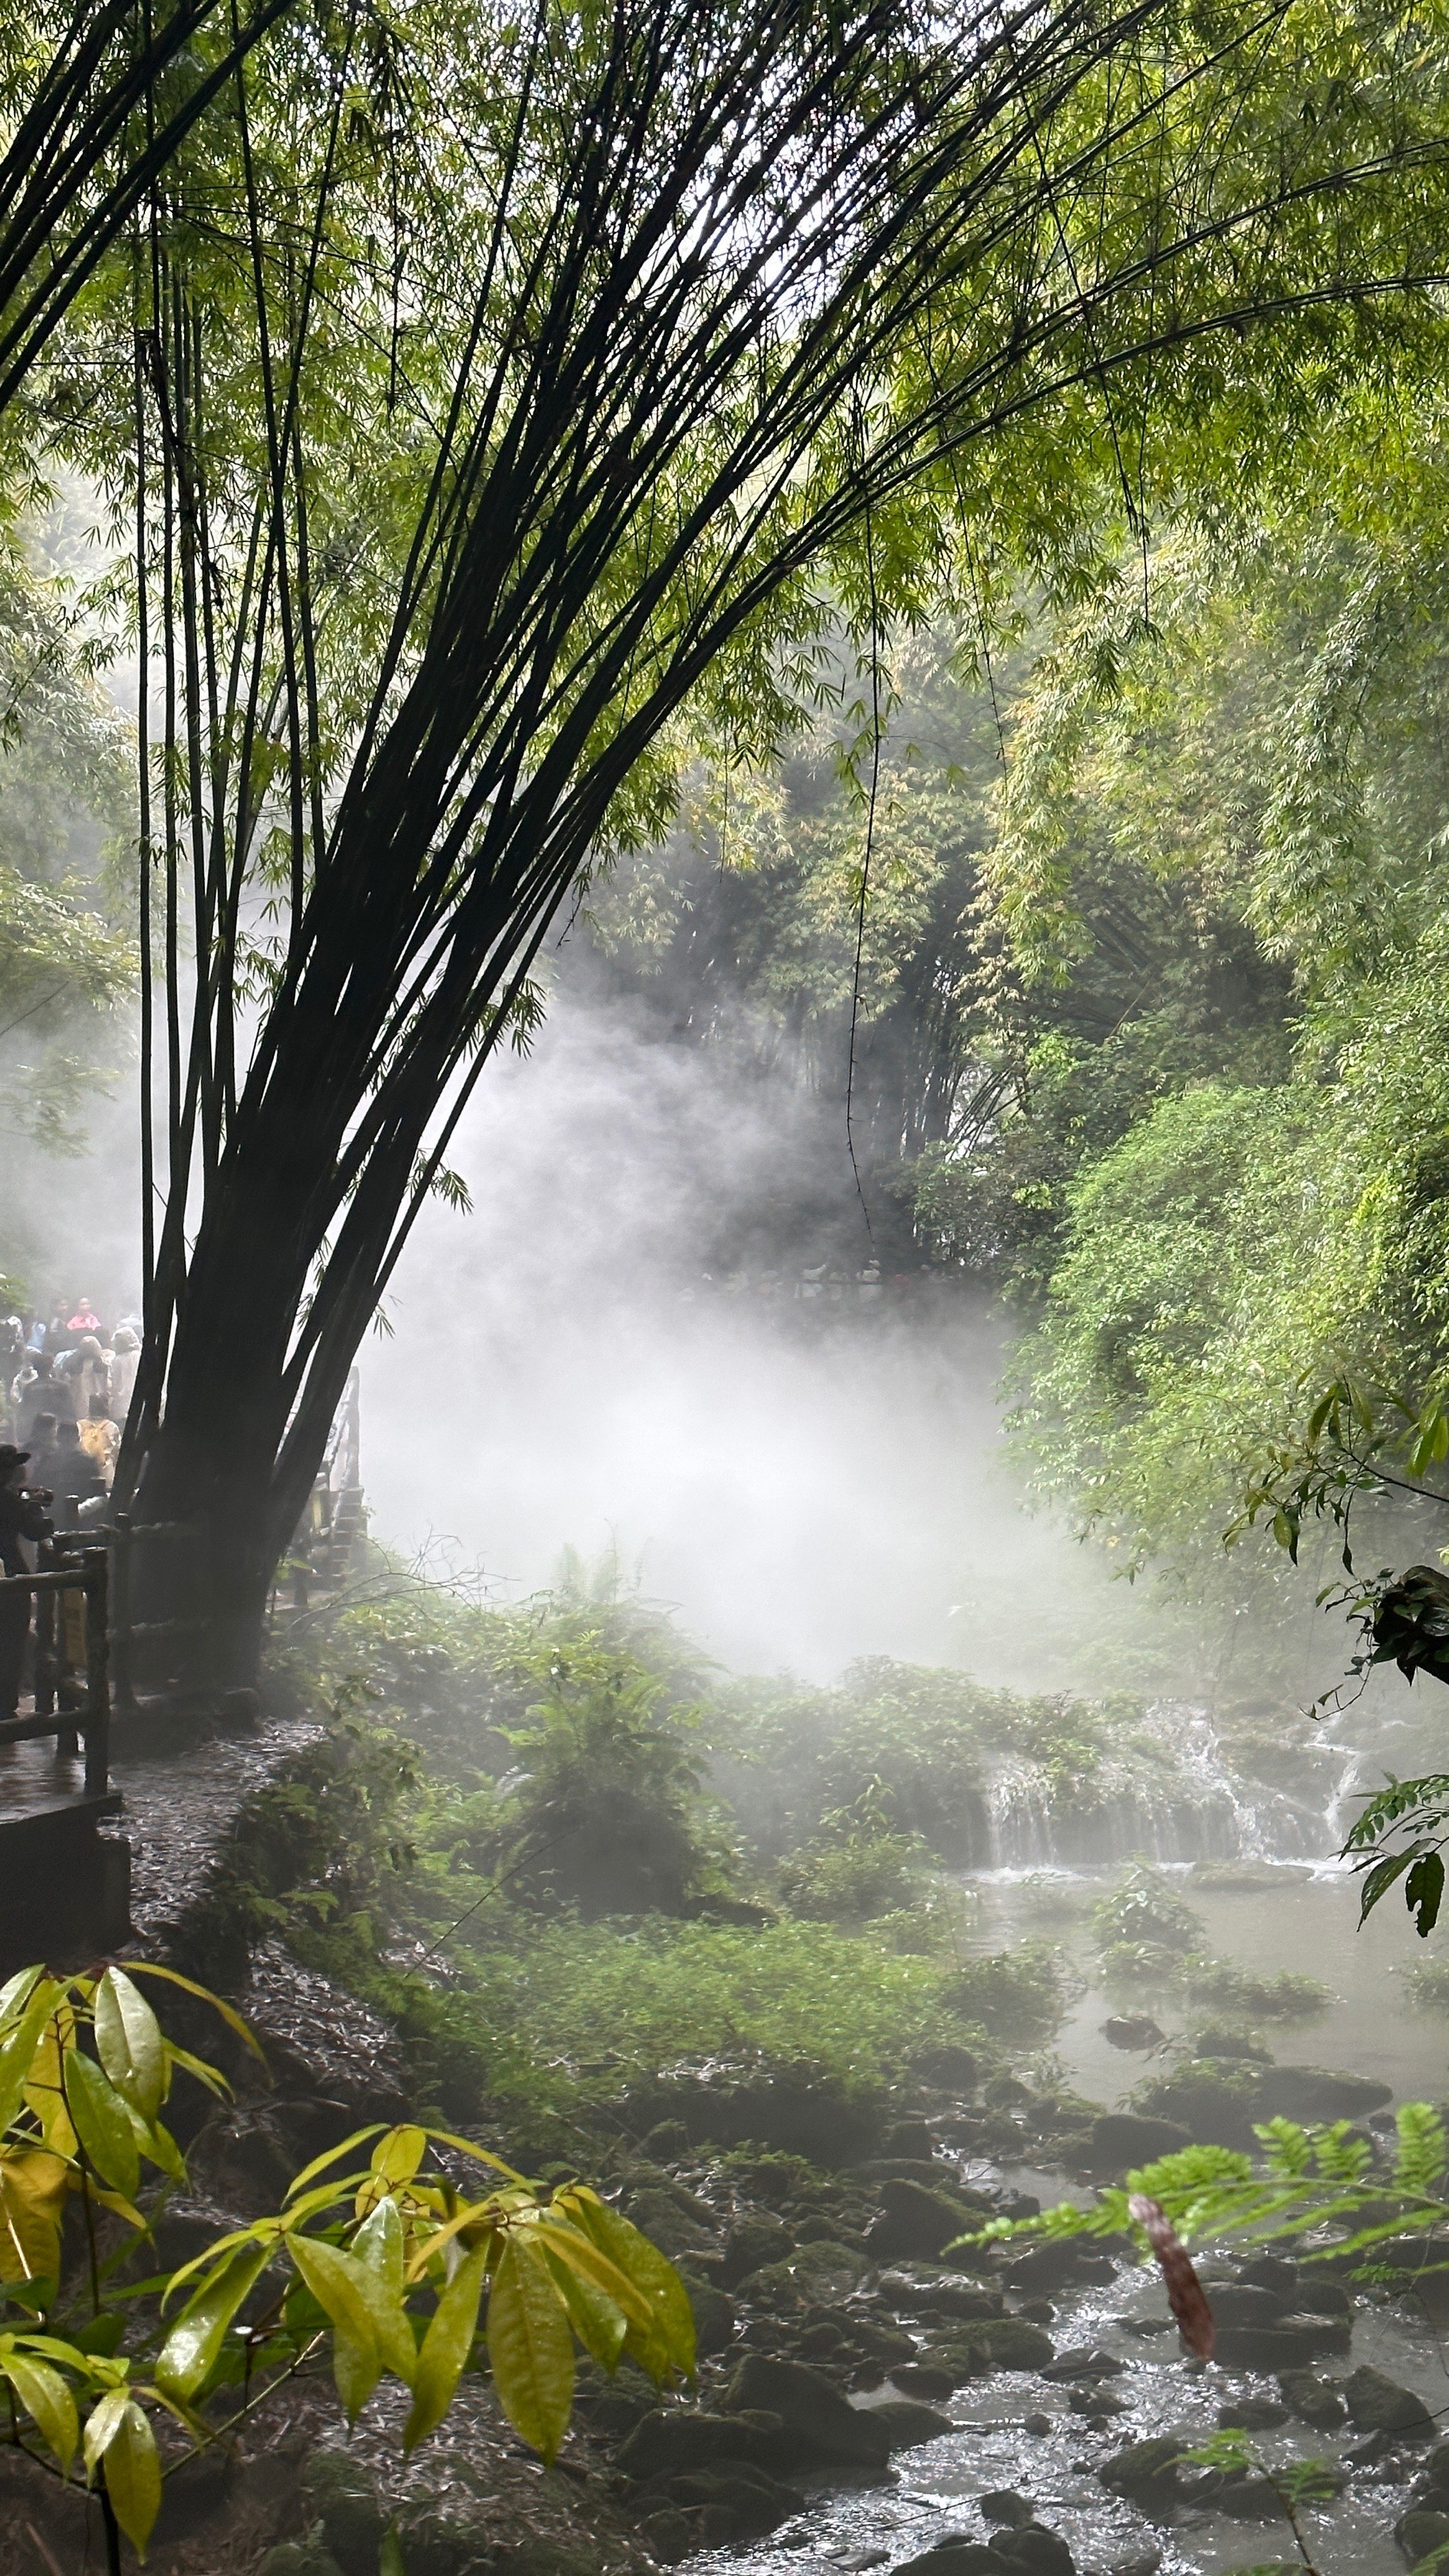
[210,1568,1313,2166]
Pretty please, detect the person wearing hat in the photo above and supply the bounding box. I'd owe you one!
[0,1444,52,1720]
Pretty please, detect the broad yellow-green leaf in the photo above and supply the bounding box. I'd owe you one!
[64,2052,142,2200]
[0,1965,45,2023]
[332,2321,382,2421]
[0,1982,62,2139]
[93,1972,166,2123]
[486,2236,575,2463]
[405,2201,495,2282]
[370,2126,427,2187]
[0,2151,68,2285]
[125,1965,265,2058]
[1,2349,78,2471]
[161,2040,231,2101]
[155,2243,273,2400]
[422,2126,525,2183]
[562,2191,695,2378]
[284,2124,386,2202]
[403,2242,487,2450]
[88,2395,163,2558]
[535,2241,628,2374]
[288,2233,415,2393]
[352,2195,405,2299]
[530,2212,656,2330]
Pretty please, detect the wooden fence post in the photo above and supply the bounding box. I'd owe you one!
[82,1547,110,1798]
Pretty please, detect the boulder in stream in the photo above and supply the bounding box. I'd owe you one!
[891,2548,998,2576]
[1213,2315,1353,2370]
[1276,2368,1348,2428]
[1397,2508,1449,2565]
[989,2530,1075,2576]
[866,2177,983,2261]
[1253,2066,1395,2122]
[1098,2437,1191,2507]
[1088,2112,1192,2167]
[872,2397,957,2449]
[720,2353,893,2468]
[1343,2365,1435,2438]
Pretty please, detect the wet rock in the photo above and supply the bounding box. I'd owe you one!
[1277,2368,1348,2429]
[990,2527,1075,2576]
[720,2210,794,2282]
[297,2455,383,2576]
[681,2271,737,2356]
[891,2363,957,2399]
[1107,2553,1161,2576]
[908,2275,1005,2323]
[639,2509,695,2566]
[720,2353,892,2468]
[1218,2398,1289,2430]
[1213,2315,1353,2371]
[1398,2507,1449,2563]
[1208,2282,1292,2326]
[1103,2016,1165,2050]
[657,2460,805,2539]
[1291,2278,1352,2318]
[1344,2365,1435,2439]
[1409,2439,1449,2508]
[1041,2347,1126,2381]
[618,2408,786,2483]
[911,2044,980,2088]
[1005,2243,1115,2294]
[920,2336,993,2386]
[980,2493,1034,2527]
[873,2398,955,2449]
[393,2505,495,2576]
[885,2120,937,2158]
[891,2549,998,2576]
[1216,2478,1289,2519]
[1238,2254,1300,2295]
[1067,2387,1130,2418]
[1098,2437,1190,2504]
[1253,2066,1395,2123]
[495,2549,599,2576]
[1088,2112,1191,2168]
[968,2318,1056,2371]
[626,2187,719,2260]
[867,2177,981,2262]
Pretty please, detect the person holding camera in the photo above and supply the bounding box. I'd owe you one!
[0,1445,53,1720]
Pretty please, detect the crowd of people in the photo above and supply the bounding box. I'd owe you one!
[0,1296,140,1516]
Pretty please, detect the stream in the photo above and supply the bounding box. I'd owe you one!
[692,1864,1449,2576]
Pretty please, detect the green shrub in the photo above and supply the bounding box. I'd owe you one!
[1407,1957,1449,2013]
[1182,1957,1331,2021]
[1092,1862,1206,1957]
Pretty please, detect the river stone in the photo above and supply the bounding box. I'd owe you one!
[1098,2437,1190,2501]
[1238,2254,1300,2295]
[1277,2369,1348,2428]
[659,2460,805,2538]
[791,2236,873,2294]
[1291,2277,1352,2318]
[1006,2242,1114,2294]
[720,2353,893,2468]
[1397,2508,1449,2564]
[891,2551,997,2576]
[990,2529,1075,2576]
[1041,2347,1126,2381]
[966,2317,1056,2371]
[1087,2113,1192,2169]
[891,2363,957,2399]
[618,2408,787,2482]
[1409,2439,1449,2507]
[911,2044,980,2088]
[926,2279,1007,2321]
[1213,2316,1353,2371]
[867,2178,980,2261]
[1253,2066,1395,2123]
[1344,2365,1435,2438]
[1218,2398,1289,2430]
[627,2187,720,2260]
[920,2335,994,2386]
[872,2398,956,2449]
[1216,2478,1288,2520]
[721,2212,795,2282]
[681,2272,738,2355]
[980,2494,1034,2527]
[1208,2282,1292,2327]
[639,2511,695,2568]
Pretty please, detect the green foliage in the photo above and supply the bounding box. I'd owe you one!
[0,1965,688,2558]
[1181,1961,1332,2023]
[1092,1864,1206,1957]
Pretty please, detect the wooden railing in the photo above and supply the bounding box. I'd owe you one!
[0,1543,110,1795]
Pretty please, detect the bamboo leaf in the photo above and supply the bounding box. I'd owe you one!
[94,1971,166,2122]
[155,2243,273,2400]
[0,2350,78,2471]
[403,2243,488,2450]
[485,2236,575,2463]
[64,2051,141,2200]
